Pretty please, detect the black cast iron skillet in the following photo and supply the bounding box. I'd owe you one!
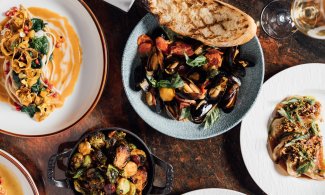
[48,127,174,194]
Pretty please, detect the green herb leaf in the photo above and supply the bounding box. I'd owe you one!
[281,98,299,105]
[285,134,310,147]
[179,107,191,120]
[185,53,207,67]
[203,107,220,129]
[31,79,41,94]
[310,121,319,135]
[296,161,313,174]
[277,108,293,122]
[147,74,184,88]
[29,36,49,54]
[31,18,46,32]
[12,71,21,88]
[106,164,119,184]
[21,104,38,118]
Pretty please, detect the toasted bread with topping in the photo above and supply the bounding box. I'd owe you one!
[146,0,257,47]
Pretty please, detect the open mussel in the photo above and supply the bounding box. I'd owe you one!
[134,65,149,91]
[206,74,229,104]
[146,48,164,76]
[222,46,246,77]
[145,89,163,114]
[165,100,181,120]
[179,78,205,100]
[190,100,213,124]
[220,76,241,113]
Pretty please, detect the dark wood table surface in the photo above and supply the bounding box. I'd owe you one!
[0,0,324,194]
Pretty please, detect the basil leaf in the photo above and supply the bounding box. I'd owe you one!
[185,53,207,67]
[31,18,46,32]
[31,79,41,94]
[21,104,38,118]
[148,74,184,88]
[296,161,313,174]
[12,71,21,88]
[203,107,220,129]
[278,108,293,122]
[180,107,191,120]
[29,36,49,54]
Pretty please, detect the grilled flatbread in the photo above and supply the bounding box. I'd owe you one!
[146,0,257,47]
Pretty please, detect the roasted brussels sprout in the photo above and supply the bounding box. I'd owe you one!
[122,162,138,178]
[78,141,91,155]
[69,131,148,195]
[82,155,92,168]
[116,178,130,195]
[106,164,119,184]
[114,145,130,169]
[89,132,106,149]
[131,168,148,192]
[71,153,84,169]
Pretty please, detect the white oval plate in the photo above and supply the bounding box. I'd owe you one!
[0,0,107,136]
[0,149,39,195]
[183,188,245,195]
[241,63,325,195]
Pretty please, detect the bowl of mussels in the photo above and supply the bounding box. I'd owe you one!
[47,127,173,194]
[122,14,265,140]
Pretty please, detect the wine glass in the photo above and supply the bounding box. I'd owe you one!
[261,0,325,39]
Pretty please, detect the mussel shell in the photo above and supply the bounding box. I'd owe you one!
[151,27,168,40]
[165,101,180,120]
[190,100,213,124]
[220,81,240,113]
[134,65,145,91]
[206,74,229,104]
[186,68,208,84]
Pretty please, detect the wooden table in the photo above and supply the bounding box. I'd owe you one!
[0,0,324,194]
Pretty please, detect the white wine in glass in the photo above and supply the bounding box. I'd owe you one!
[261,0,325,39]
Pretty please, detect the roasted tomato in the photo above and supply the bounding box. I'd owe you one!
[155,36,169,54]
[170,42,194,56]
[137,34,153,56]
[205,49,223,68]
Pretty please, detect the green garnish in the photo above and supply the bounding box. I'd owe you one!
[12,71,21,88]
[21,104,38,118]
[296,161,313,174]
[203,106,220,129]
[31,18,46,32]
[147,74,184,88]
[185,53,207,67]
[31,79,41,94]
[29,36,49,54]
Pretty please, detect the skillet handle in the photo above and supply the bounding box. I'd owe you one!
[150,154,174,194]
[47,149,71,188]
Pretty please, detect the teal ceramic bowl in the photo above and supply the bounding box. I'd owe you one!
[122,14,264,140]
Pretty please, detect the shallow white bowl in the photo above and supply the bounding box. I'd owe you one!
[0,0,107,136]
[241,63,325,194]
[0,149,39,195]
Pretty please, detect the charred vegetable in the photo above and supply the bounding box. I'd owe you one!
[135,27,254,128]
[69,130,149,195]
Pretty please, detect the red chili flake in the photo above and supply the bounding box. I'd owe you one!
[14,102,22,111]
[4,70,9,75]
[23,25,29,31]
[12,7,18,11]
[5,11,10,17]
[0,177,2,184]
[4,23,9,28]
[52,92,58,98]
[35,59,40,65]
[44,79,48,85]
[48,83,53,90]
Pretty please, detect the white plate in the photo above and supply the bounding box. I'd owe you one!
[183,188,245,195]
[241,63,325,195]
[0,149,39,195]
[0,0,107,136]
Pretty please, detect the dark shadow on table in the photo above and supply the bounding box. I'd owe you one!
[223,124,266,195]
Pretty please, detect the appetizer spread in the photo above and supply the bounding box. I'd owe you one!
[146,0,257,47]
[0,164,23,195]
[268,96,325,180]
[0,5,82,121]
[69,131,148,195]
[135,27,254,128]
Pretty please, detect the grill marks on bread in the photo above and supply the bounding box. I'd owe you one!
[148,0,257,47]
